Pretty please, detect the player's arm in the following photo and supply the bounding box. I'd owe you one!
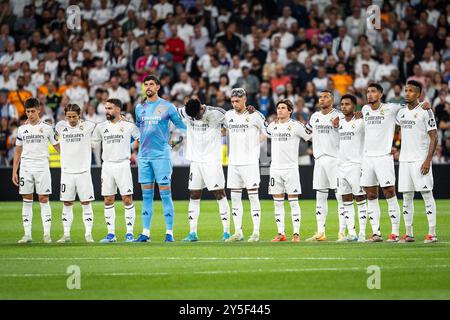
[254,110,269,137]
[91,124,102,149]
[12,145,22,186]
[421,110,438,175]
[169,104,187,131]
[295,122,312,141]
[48,127,60,153]
[131,123,140,152]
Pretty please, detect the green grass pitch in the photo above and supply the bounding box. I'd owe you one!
[0,199,449,299]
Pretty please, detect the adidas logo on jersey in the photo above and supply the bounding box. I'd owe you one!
[229,119,234,123]
[273,126,277,130]
[385,181,391,185]
[104,129,109,133]
[45,189,50,193]
[214,184,219,188]
[89,196,93,199]
[293,189,298,193]
[315,119,319,123]
[63,128,68,132]
[423,186,428,189]
[127,189,132,193]
[252,183,258,187]
[24,130,28,133]
[401,114,405,118]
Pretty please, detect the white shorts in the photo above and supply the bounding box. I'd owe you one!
[227,164,260,189]
[268,167,301,195]
[313,156,338,190]
[189,162,225,191]
[101,162,134,196]
[361,154,395,188]
[60,171,95,202]
[337,163,365,196]
[19,167,52,195]
[399,161,434,192]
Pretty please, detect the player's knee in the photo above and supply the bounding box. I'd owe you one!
[190,190,202,200]
[104,196,115,206]
[342,194,353,202]
[141,183,154,190]
[122,195,133,206]
[64,201,74,206]
[355,195,366,202]
[383,186,396,199]
[38,195,49,203]
[212,189,225,200]
[364,188,377,200]
[22,194,33,201]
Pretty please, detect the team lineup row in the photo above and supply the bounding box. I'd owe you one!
[11,75,438,244]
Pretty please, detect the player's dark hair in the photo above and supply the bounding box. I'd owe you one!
[276,99,294,112]
[106,98,123,110]
[185,98,202,118]
[406,80,422,94]
[143,75,160,85]
[367,83,383,93]
[320,89,334,97]
[64,103,81,115]
[24,97,40,109]
[341,94,357,105]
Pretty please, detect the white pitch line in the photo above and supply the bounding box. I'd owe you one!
[1,256,449,261]
[0,265,448,278]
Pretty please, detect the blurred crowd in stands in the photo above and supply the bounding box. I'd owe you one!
[0,0,450,167]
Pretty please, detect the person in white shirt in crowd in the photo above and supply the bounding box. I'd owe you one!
[171,71,193,103]
[107,76,131,112]
[0,66,17,91]
[277,6,297,29]
[13,39,31,64]
[420,47,440,76]
[153,0,174,21]
[64,74,89,113]
[89,57,110,97]
[332,26,353,61]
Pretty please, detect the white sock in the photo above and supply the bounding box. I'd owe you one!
[402,192,414,237]
[336,193,346,234]
[40,202,52,236]
[367,198,381,235]
[143,228,150,237]
[104,204,116,234]
[231,190,243,234]
[124,204,135,235]
[166,229,173,236]
[188,198,200,233]
[344,201,356,236]
[81,203,94,236]
[421,191,436,236]
[316,190,328,234]
[22,199,33,237]
[217,197,230,233]
[273,198,285,235]
[248,191,261,235]
[386,196,400,236]
[289,199,301,235]
[62,204,74,237]
[356,200,367,237]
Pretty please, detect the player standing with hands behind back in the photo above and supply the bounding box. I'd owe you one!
[397,80,438,243]
[12,98,60,243]
[134,75,187,242]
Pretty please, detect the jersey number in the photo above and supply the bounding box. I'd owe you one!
[270,177,275,187]
[189,173,193,181]
[20,177,24,186]
[61,184,66,193]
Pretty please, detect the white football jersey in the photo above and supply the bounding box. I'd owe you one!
[224,110,267,165]
[93,119,140,163]
[55,120,96,174]
[397,106,437,162]
[338,116,365,165]
[267,119,311,169]
[362,102,404,157]
[16,121,58,171]
[178,106,225,163]
[306,109,340,159]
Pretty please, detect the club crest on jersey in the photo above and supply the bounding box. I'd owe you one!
[414,113,418,118]
[120,127,124,132]
[245,117,250,122]
[39,128,43,133]
[380,109,385,116]
[287,125,291,131]
[79,125,84,130]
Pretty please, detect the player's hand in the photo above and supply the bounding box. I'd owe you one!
[332,117,340,128]
[354,111,363,119]
[391,147,398,155]
[421,101,431,110]
[246,105,256,113]
[420,159,431,175]
[12,172,19,187]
